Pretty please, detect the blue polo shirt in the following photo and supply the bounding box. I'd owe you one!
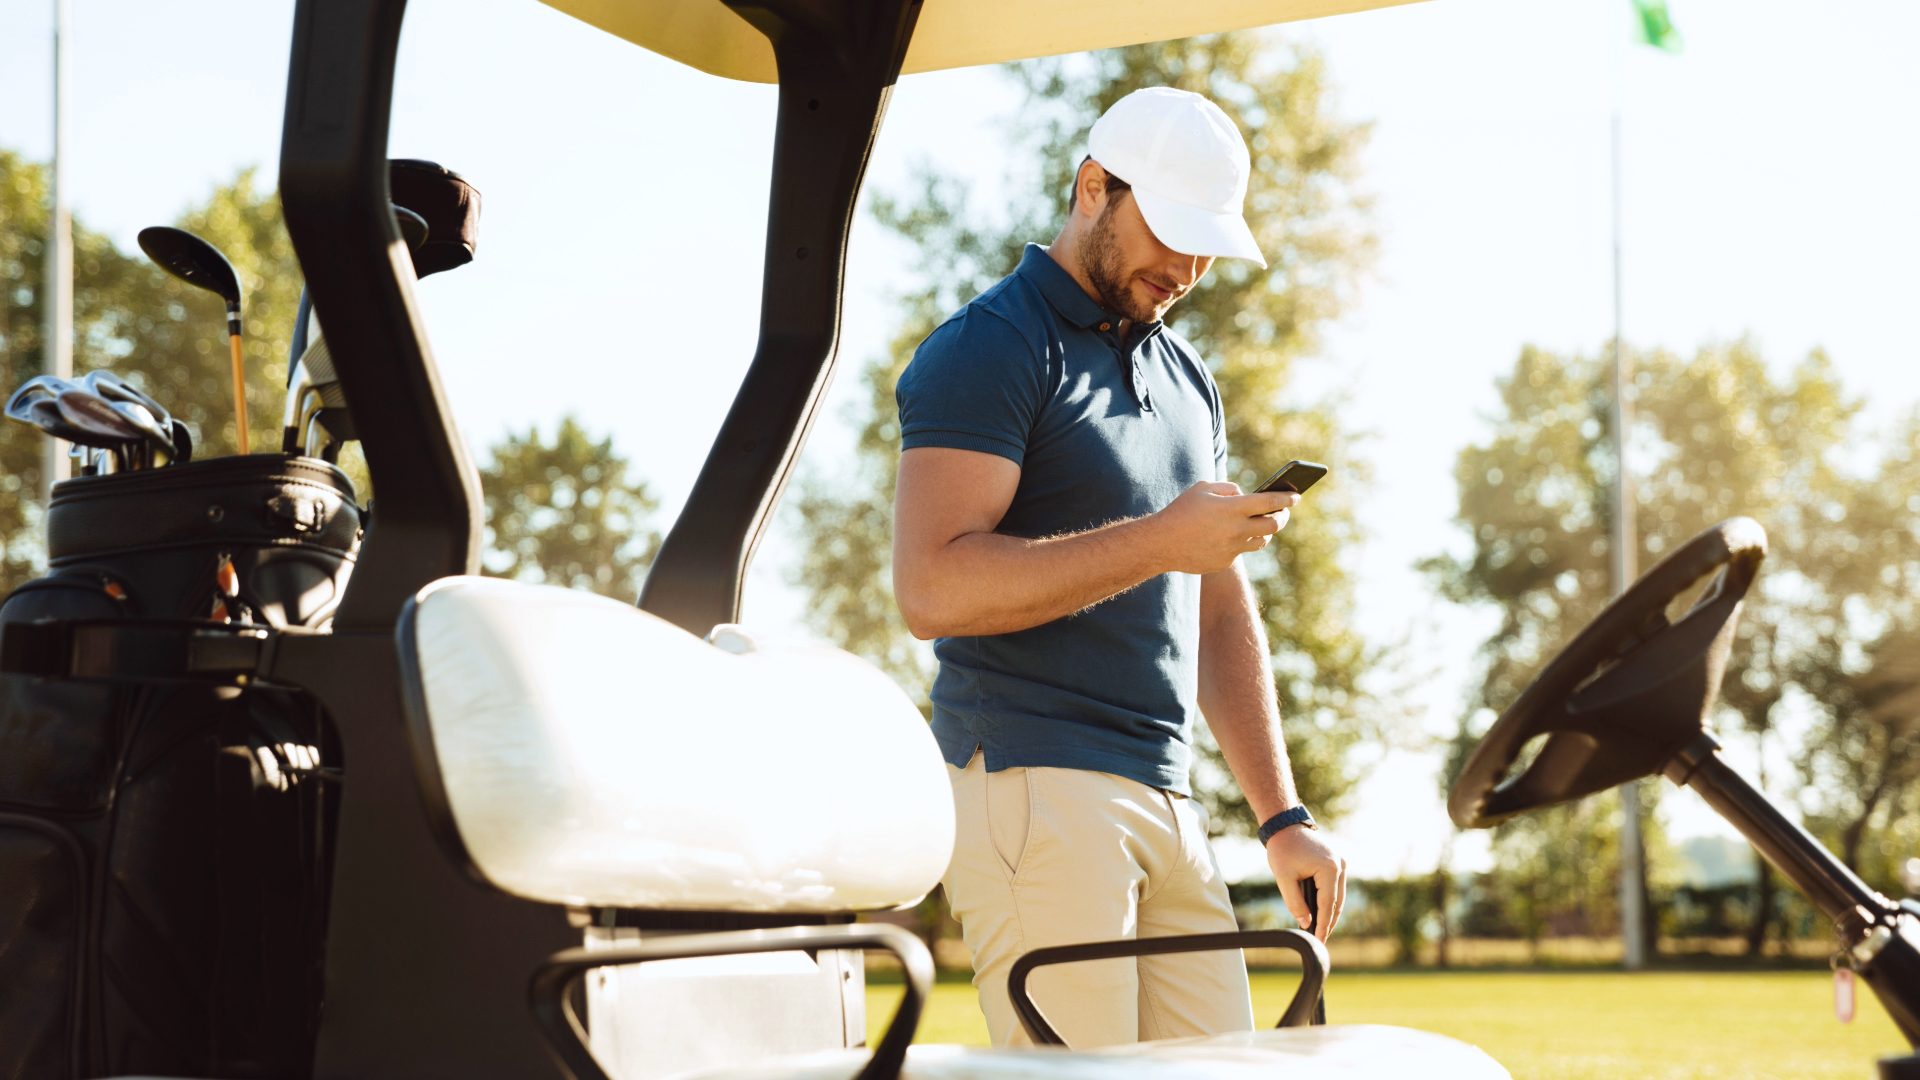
[896,244,1228,795]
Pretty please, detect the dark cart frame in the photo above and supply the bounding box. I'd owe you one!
[269,0,940,1073]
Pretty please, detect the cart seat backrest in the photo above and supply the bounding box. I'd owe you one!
[396,576,954,912]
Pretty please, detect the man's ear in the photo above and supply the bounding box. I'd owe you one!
[1074,159,1107,219]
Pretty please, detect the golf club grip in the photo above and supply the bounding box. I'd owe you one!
[1301,878,1327,1024]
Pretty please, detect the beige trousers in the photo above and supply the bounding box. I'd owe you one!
[941,751,1254,1048]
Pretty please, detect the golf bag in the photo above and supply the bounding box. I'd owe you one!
[0,455,360,1079]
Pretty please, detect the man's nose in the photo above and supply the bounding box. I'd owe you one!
[1168,255,1202,288]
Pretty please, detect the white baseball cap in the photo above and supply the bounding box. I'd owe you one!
[1086,87,1267,268]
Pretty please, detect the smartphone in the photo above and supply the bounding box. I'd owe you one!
[1255,460,1329,495]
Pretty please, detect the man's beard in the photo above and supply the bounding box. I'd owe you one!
[1079,198,1161,325]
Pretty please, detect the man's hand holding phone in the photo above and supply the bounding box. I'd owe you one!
[1148,480,1301,575]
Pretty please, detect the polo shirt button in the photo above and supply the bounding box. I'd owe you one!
[1099,322,1111,331]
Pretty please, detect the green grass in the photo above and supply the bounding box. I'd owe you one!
[868,970,1908,1079]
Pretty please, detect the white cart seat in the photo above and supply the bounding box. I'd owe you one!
[396,576,954,912]
[682,1026,1510,1080]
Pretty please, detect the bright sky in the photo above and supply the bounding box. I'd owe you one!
[3,0,1916,880]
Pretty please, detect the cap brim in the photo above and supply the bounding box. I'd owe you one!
[1132,188,1267,269]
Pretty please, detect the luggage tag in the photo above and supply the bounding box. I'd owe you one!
[211,556,239,623]
[1833,953,1856,1024]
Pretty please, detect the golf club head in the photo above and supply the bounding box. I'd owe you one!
[9,375,68,417]
[8,374,70,412]
[56,390,147,444]
[284,326,347,455]
[8,377,100,442]
[107,400,176,457]
[170,419,194,464]
[80,370,170,425]
[137,226,241,307]
[395,205,429,254]
[16,396,95,444]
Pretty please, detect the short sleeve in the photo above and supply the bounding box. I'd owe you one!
[896,309,1045,466]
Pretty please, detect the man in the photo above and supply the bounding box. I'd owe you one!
[891,87,1348,1048]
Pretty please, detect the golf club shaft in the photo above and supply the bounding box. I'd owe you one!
[227,302,248,452]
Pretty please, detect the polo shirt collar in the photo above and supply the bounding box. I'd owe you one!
[1017,243,1164,339]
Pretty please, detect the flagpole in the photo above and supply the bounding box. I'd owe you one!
[1605,0,1651,972]
[40,0,73,498]
[1610,106,1647,971]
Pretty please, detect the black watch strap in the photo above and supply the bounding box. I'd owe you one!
[1258,805,1315,845]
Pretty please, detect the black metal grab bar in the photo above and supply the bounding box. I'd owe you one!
[1007,928,1330,1046]
[529,922,932,1080]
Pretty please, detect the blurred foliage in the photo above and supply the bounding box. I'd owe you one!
[794,34,1381,829]
[478,416,660,604]
[2,152,305,595]
[1479,787,1681,956]
[1349,875,1440,965]
[1427,340,1920,938]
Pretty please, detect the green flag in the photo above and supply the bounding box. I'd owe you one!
[1631,0,1683,53]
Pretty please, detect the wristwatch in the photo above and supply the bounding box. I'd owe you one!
[1257,805,1316,845]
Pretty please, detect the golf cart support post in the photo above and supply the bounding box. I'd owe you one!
[637,0,925,634]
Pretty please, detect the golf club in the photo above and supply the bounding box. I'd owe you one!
[55,390,150,469]
[169,419,194,464]
[137,226,249,453]
[72,442,120,476]
[81,370,170,424]
[108,401,176,467]
[54,390,143,439]
[78,371,188,463]
[11,372,185,472]
[284,320,346,458]
[279,204,423,459]
[87,372,184,461]
[8,376,97,444]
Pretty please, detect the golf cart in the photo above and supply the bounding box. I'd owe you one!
[5,0,1914,1079]
[261,0,1506,1075]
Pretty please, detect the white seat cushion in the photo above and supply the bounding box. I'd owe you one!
[679,1027,1509,1080]
[401,576,954,911]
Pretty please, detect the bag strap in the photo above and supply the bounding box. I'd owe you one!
[0,619,278,683]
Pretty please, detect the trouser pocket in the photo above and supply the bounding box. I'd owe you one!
[986,765,1033,879]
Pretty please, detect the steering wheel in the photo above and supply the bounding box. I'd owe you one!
[1448,518,1768,829]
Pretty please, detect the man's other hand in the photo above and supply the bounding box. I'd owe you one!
[1150,482,1301,575]
[1266,825,1346,942]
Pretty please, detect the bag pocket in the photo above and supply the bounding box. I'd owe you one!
[0,813,88,1080]
[0,574,133,811]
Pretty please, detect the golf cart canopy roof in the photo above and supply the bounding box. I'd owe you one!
[541,0,1428,83]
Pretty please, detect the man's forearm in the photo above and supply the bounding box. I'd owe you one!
[1196,564,1299,822]
[897,514,1168,639]
[1200,563,1347,937]
[892,449,1293,640]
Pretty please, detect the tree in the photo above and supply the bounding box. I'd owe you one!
[2,152,306,595]
[1789,408,1920,884]
[1351,875,1435,966]
[479,417,660,604]
[1427,340,1920,949]
[794,34,1381,829]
